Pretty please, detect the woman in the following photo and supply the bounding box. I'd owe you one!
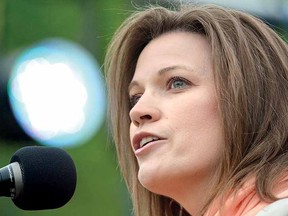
[104,3,288,216]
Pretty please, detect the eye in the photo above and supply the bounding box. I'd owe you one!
[167,76,190,90]
[129,94,141,108]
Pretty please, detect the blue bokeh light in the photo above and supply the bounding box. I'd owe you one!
[7,39,106,148]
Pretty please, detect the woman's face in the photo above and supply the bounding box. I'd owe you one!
[128,31,224,203]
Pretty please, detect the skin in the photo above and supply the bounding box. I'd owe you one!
[128,31,225,214]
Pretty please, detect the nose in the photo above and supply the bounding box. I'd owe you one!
[129,93,161,127]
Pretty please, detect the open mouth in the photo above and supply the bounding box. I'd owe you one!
[139,136,161,148]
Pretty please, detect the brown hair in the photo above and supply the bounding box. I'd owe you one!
[105,3,288,216]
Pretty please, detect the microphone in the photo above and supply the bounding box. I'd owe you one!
[0,146,77,210]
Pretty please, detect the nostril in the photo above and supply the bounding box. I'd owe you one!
[140,114,152,120]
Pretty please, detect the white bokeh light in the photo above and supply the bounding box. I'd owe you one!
[8,39,106,147]
[11,58,88,140]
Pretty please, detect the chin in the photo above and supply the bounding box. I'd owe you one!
[138,168,162,192]
[138,168,178,197]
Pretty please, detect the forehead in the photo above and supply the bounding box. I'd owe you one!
[130,31,212,82]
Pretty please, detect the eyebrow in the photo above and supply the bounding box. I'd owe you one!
[128,65,193,93]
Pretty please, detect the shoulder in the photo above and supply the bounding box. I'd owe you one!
[256,199,288,216]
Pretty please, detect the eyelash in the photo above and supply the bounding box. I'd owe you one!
[166,76,190,90]
[129,76,191,108]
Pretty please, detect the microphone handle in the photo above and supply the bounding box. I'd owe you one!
[0,162,22,198]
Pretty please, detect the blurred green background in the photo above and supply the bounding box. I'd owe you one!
[0,0,287,216]
[0,0,133,215]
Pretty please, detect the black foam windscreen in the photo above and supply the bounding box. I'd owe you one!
[10,146,77,210]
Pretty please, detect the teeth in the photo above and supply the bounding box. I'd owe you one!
[140,136,160,148]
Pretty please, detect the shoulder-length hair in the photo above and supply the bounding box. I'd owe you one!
[104,3,288,216]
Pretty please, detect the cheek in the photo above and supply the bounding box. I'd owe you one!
[174,95,220,129]
[171,95,224,152]
[172,109,224,177]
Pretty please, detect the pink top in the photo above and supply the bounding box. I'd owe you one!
[204,177,288,216]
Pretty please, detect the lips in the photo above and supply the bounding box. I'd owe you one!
[132,132,164,151]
